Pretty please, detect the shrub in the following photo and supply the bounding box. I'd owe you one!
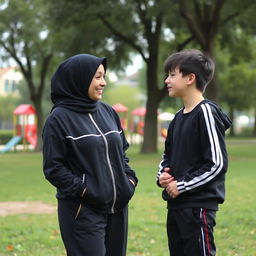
[0,130,13,144]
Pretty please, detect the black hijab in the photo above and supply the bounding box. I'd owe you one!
[51,54,107,113]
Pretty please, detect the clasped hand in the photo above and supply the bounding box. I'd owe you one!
[159,168,180,198]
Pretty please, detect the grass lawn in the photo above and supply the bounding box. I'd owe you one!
[0,138,255,255]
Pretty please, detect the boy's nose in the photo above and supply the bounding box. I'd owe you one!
[165,77,170,84]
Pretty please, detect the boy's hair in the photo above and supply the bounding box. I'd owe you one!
[164,49,215,92]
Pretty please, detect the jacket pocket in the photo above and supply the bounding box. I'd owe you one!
[114,177,136,211]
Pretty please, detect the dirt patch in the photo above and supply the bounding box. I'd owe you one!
[0,201,56,216]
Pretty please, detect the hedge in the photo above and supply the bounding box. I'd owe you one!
[0,130,13,144]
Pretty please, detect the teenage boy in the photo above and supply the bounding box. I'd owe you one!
[156,49,232,256]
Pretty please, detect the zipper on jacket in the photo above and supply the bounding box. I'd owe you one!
[75,173,86,220]
[88,113,117,213]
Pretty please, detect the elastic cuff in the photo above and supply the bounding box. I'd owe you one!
[176,180,186,193]
[156,179,162,188]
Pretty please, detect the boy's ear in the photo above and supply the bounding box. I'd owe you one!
[187,73,196,85]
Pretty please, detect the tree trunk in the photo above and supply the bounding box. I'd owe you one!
[141,93,161,153]
[205,73,218,102]
[140,59,163,153]
[203,48,218,102]
[179,0,224,103]
[27,55,52,152]
[33,100,44,152]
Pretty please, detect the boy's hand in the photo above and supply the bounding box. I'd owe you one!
[159,168,174,188]
[166,181,180,198]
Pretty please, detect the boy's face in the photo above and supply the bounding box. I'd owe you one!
[165,68,190,98]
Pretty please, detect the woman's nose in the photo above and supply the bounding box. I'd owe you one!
[101,77,107,86]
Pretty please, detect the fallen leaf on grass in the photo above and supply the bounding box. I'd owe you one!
[6,244,14,251]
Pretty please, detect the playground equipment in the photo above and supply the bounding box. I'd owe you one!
[110,105,174,144]
[158,112,175,139]
[130,107,146,135]
[129,107,174,142]
[0,104,37,153]
[112,104,128,130]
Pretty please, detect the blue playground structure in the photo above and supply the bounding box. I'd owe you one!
[0,136,22,154]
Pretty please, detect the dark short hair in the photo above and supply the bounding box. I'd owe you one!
[164,49,215,92]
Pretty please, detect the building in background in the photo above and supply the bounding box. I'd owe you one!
[0,67,23,96]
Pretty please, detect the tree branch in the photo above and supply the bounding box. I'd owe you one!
[24,42,32,79]
[98,15,147,61]
[134,0,152,41]
[176,36,194,51]
[209,0,225,36]
[22,42,36,100]
[220,1,253,26]
[0,39,27,77]
[179,0,206,48]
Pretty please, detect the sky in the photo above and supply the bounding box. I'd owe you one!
[1,52,143,83]
[125,54,143,75]
[109,54,143,82]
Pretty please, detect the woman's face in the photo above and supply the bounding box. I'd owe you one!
[88,64,106,101]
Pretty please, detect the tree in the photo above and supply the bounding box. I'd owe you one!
[99,0,168,153]
[0,0,55,150]
[48,0,189,153]
[218,25,256,136]
[47,0,256,150]
[178,0,253,101]
[219,63,255,135]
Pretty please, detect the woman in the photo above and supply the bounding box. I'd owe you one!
[42,54,138,256]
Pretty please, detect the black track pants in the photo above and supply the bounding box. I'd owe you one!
[167,208,216,256]
[58,199,128,256]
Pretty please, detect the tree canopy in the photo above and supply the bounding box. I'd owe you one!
[1,0,256,152]
[0,0,55,150]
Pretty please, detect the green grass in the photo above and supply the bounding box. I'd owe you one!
[0,140,255,255]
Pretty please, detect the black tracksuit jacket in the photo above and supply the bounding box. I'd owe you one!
[42,102,138,214]
[157,100,232,210]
